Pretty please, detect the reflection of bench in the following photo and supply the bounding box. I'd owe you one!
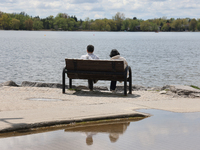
[62,59,132,96]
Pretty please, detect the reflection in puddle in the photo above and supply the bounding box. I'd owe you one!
[0,109,200,150]
[64,121,131,145]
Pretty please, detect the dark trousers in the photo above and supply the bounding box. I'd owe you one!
[110,81,117,91]
[88,79,93,90]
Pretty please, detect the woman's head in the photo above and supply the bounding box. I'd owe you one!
[109,49,120,57]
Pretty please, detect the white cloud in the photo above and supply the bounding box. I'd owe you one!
[94,14,103,19]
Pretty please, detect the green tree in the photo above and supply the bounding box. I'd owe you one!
[33,19,43,30]
[68,18,76,30]
[54,18,67,30]
[54,14,76,31]
[151,18,161,26]
[105,24,111,31]
[121,19,129,31]
[197,22,200,31]
[24,19,33,30]
[0,14,11,29]
[129,19,139,31]
[11,18,20,30]
[113,12,125,31]
[171,19,181,31]
[161,23,171,31]
[54,13,68,30]
[95,19,104,30]
[140,21,151,31]
[0,11,3,18]
[14,12,30,30]
[150,22,158,31]
[107,19,117,31]
[101,18,111,31]
[82,17,91,30]
[42,15,54,29]
[189,19,197,31]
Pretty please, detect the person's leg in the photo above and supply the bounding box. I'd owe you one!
[110,81,117,91]
[88,79,93,91]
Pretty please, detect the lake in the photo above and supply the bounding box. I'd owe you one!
[0,31,200,87]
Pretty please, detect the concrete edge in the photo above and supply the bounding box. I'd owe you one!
[0,113,150,133]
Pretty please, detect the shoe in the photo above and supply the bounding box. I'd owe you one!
[111,89,117,93]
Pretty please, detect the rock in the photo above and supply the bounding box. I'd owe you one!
[1,81,19,87]
[159,90,167,94]
[169,85,200,98]
[190,93,200,97]
[161,85,171,90]
[132,85,147,91]
[150,87,162,91]
[21,81,63,88]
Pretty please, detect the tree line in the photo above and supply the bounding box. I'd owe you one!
[0,11,200,31]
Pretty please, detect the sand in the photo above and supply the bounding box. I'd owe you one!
[0,86,200,132]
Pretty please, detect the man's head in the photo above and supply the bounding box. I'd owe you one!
[87,45,94,53]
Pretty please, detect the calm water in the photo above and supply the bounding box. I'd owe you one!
[1,31,200,87]
[0,109,200,150]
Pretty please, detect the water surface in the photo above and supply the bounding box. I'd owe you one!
[0,109,200,150]
[1,31,200,87]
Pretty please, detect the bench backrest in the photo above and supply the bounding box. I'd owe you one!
[65,59,124,72]
[65,59,126,81]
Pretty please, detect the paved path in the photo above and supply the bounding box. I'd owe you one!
[1,86,200,133]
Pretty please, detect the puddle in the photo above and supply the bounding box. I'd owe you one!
[28,98,62,101]
[0,109,200,150]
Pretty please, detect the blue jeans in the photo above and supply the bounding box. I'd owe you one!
[110,81,117,91]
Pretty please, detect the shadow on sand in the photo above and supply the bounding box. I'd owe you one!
[64,89,141,98]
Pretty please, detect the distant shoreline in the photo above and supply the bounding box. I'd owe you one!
[0,29,198,32]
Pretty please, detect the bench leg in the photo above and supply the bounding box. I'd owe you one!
[62,69,65,93]
[69,78,72,89]
[129,78,132,94]
[124,77,127,96]
[129,67,132,94]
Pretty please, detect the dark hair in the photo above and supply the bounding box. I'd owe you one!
[109,49,120,57]
[87,45,94,53]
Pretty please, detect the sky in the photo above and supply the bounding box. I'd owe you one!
[0,0,200,20]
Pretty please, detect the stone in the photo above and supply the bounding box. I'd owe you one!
[159,90,167,94]
[161,85,171,90]
[132,85,147,91]
[1,81,19,87]
[21,81,63,88]
[150,87,162,91]
[190,93,200,97]
[169,85,200,98]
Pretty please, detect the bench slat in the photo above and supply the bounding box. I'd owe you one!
[67,73,124,80]
[66,59,124,72]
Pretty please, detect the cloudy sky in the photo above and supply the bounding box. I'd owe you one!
[0,0,200,20]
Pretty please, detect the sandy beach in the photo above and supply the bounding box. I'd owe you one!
[1,85,200,133]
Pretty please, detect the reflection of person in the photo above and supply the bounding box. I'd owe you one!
[65,121,131,145]
[109,133,120,143]
[85,132,97,146]
[80,45,99,91]
[109,49,128,92]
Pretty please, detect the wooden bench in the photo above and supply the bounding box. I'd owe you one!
[62,59,132,96]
